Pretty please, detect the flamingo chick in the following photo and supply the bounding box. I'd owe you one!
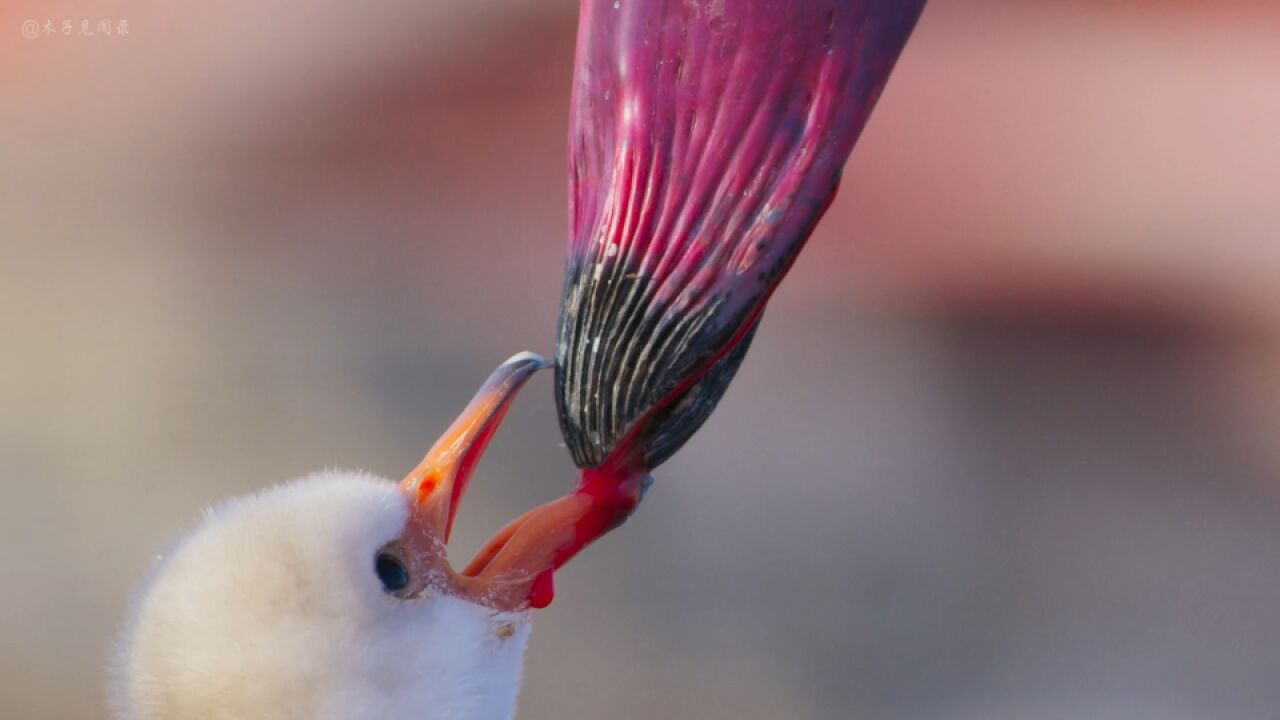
[114,353,637,720]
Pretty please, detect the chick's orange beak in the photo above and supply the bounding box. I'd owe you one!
[400,352,647,612]
[401,352,549,544]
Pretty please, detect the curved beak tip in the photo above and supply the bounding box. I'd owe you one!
[506,351,552,371]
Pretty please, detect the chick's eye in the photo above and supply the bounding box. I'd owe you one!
[375,552,410,594]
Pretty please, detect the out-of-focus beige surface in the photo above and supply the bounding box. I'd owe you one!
[2,2,1279,719]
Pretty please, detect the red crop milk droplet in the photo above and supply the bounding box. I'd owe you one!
[529,571,556,610]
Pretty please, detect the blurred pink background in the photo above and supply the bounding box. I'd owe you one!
[2,2,1279,718]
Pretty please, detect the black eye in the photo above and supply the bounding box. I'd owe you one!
[375,552,410,594]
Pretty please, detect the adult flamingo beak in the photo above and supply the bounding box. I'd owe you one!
[399,0,926,613]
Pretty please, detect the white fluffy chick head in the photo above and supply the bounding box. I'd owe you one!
[116,352,637,720]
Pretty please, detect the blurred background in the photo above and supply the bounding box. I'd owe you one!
[2,1,1279,718]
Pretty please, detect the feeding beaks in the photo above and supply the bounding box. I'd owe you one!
[391,352,646,612]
